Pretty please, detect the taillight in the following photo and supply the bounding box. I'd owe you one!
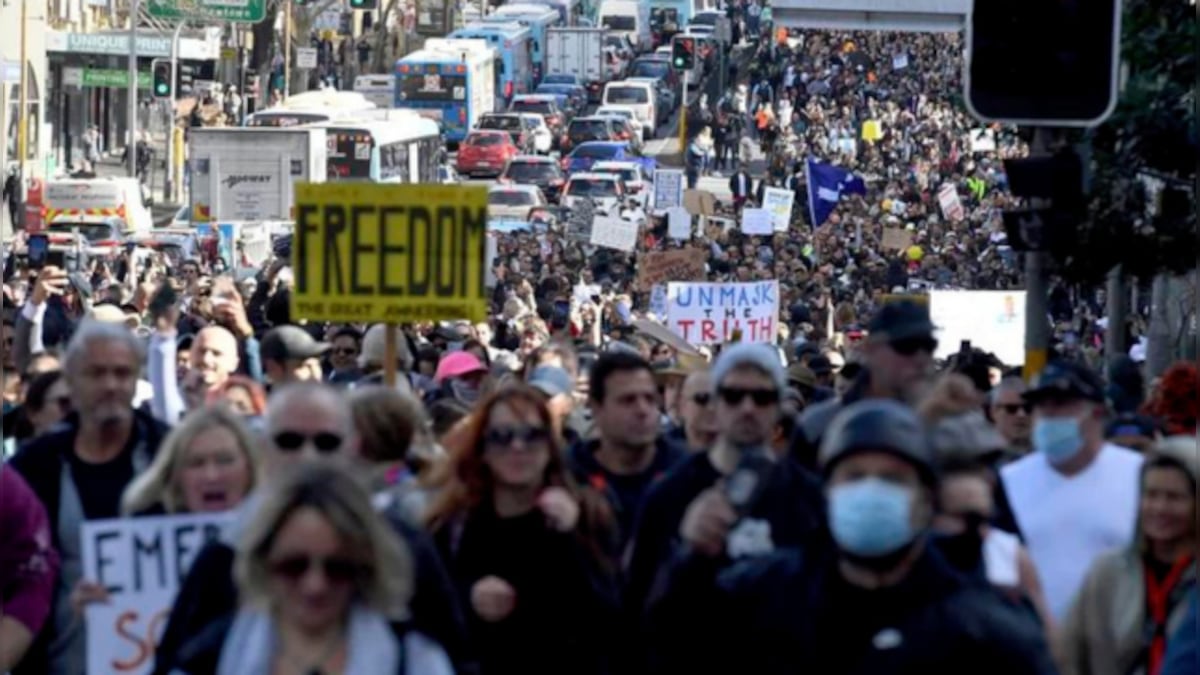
[505,81,514,98]
[560,158,571,170]
[93,239,121,248]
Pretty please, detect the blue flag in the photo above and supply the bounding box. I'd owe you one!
[805,157,867,227]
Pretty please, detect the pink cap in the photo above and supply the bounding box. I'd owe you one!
[435,351,487,383]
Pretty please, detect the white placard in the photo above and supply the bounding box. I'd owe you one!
[929,290,1027,366]
[590,214,638,252]
[648,284,668,319]
[761,187,794,232]
[82,513,235,675]
[892,52,909,70]
[666,206,691,240]
[653,169,685,210]
[666,280,780,345]
[741,207,772,235]
[937,183,965,222]
[969,128,997,153]
[296,47,318,69]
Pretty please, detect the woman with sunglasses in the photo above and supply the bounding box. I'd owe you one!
[424,386,620,675]
[19,370,71,441]
[1057,436,1197,675]
[172,462,454,675]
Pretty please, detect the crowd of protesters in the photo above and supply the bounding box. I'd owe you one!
[1,5,1197,675]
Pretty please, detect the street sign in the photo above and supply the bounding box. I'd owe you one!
[296,47,318,70]
[146,0,267,23]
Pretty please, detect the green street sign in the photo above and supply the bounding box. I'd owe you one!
[82,69,152,89]
[147,0,267,23]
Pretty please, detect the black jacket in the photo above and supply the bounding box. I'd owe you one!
[151,505,475,675]
[646,541,1058,675]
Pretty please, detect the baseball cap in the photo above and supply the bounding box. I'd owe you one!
[807,355,833,377]
[528,366,574,398]
[434,351,487,383]
[866,301,937,343]
[787,363,817,389]
[1023,360,1105,404]
[261,325,331,363]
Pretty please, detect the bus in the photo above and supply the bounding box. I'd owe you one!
[353,74,396,109]
[245,90,378,127]
[448,23,534,108]
[483,4,562,82]
[314,117,444,183]
[525,0,585,26]
[394,39,496,145]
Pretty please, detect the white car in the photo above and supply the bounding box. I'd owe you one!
[488,184,547,221]
[592,161,650,206]
[594,105,646,142]
[561,172,627,214]
[517,112,554,154]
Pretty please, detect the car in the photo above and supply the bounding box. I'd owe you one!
[535,83,588,117]
[561,172,627,213]
[499,155,567,202]
[601,81,658,140]
[592,160,653,205]
[560,116,623,153]
[604,48,631,87]
[605,116,645,153]
[455,129,521,177]
[44,215,128,258]
[628,56,679,92]
[509,94,569,137]
[595,105,646,141]
[627,77,676,125]
[478,113,537,153]
[517,113,554,154]
[604,34,637,63]
[560,140,644,174]
[488,184,548,220]
[541,73,582,87]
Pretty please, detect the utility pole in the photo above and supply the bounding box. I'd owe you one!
[1021,128,1054,381]
[17,0,28,228]
[128,0,141,177]
[677,69,687,155]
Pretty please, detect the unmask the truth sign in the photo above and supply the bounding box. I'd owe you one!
[666,280,779,345]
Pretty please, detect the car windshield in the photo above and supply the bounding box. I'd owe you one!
[604,36,627,49]
[607,86,648,104]
[691,13,717,25]
[481,116,521,130]
[505,162,560,182]
[573,145,619,159]
[602,15,636,30]
[490,191,536,205]
[511,100,554,115]
[630,61,669,79]
[570,120,610,136]
[467,134,507,147]
[47,222,117,242]
[567,179,619,197]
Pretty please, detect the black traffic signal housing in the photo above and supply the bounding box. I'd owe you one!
[348,0,378,9]
[671,35,695,71]
[151,59,172,99]
[1001,149,1085,257]
[966,0,1120,127]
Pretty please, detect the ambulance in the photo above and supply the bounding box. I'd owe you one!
[42,177,154,234]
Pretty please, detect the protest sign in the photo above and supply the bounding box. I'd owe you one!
[652,169,685,210]
[937,183,965,222]
[291,183,489,323]
[930,290,1026,365]
[82,513,234,675]
[892,52,909,70]
[590,214,638,252]
[761,187,794,232]
[683,189,716,216]
[648,284,667,318]
[636,248,707,291]
[666,280,780,345]
[667,206,691,239]
[881,227,913,251]
[741,207,772,235]
[573,282,601,305]
[969,128,997,153]
[861,120,883,141]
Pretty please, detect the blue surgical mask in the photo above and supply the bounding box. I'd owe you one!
[828,478,916,557]
[1033,415,1085,464]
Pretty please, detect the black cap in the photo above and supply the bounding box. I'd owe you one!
[808,355,833,376]
[819,399,936,486]
[866,301,936,342]
[261,325,330,363]
[1024,360,1105,404]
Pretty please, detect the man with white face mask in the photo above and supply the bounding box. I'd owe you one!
[999,361,1142,624]
[646,399,1056,674]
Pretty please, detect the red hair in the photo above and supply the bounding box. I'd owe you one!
[207,375,268,416]
[1142,362,1199,435]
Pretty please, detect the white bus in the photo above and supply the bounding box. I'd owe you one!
[314,116,445,183]
[353,74,396,109]
[245,90,378,128]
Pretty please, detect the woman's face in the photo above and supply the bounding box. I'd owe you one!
[482,401,551,490]
[30,379,71,435]
[266,507,358,634]
[1140,466,1195,546]
[220,384,259,417]
[177,425,253,512]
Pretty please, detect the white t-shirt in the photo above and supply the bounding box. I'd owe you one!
[1000,443,1142,623]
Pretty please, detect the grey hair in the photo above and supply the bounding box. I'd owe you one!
[234,462,413,620]
[63,319,146,377]
[265,381,356,437]
[987,376,1027,407]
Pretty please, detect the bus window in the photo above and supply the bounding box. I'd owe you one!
[380,143,409,181]
[398,73,468,102]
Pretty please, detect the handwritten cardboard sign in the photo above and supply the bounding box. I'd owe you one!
[666,280,780,345]
[637,248,707,291]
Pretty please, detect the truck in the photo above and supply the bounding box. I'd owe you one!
[188,127,327,224]
[545,27,610,102]
[597,0,651,52]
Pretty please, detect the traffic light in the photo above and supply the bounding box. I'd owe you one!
[966,0,1120,127]
[151,59,172,99]
[1000,149,1085,255]
[348,0,378,9]
[671,35,694,71]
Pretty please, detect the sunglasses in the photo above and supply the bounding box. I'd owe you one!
[484,425,549,449]
[272,431,343,453]
[717,386,780,407]
[268,555,362,583]
[692,392,712,406]
[998,403,1031,415]
[889,337,938,356]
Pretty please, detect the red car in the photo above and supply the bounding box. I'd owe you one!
[456,130,519,177]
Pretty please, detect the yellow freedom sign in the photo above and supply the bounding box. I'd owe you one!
[291,183,488,324]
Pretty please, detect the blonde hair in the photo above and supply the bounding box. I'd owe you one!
[234,462,413,620]
[121,405,259,515]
